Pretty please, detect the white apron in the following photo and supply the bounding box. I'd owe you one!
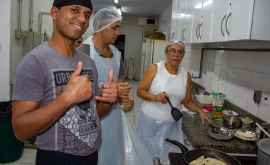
[135,61,187,164]
[83,37,152,165]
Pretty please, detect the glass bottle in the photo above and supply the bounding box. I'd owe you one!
[242,114,251,130]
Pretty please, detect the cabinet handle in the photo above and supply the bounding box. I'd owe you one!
[183,28,186,41]
[199,23,203,39]
[184,139,190,146]
[225,12,232,35]
[196,23,200,39]
[171,32,175,39]
[181,29,184,41]
[221,15,226,36]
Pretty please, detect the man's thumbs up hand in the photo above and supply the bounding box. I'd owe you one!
[96,70,117,104]
[63,62,93,105]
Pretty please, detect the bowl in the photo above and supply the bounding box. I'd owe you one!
[223,116,243,129]
[195,95,213,104]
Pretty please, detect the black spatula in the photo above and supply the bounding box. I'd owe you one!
[165,96,183,121]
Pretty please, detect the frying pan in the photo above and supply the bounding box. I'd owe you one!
[165,138,241,165]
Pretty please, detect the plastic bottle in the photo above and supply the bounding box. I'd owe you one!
[242,114,251,130]
[212,92,218,106]
[212,93,227,121]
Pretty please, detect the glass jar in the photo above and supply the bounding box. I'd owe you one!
[242,114,251,130]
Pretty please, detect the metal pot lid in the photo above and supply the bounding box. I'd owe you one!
[257,138,270,154]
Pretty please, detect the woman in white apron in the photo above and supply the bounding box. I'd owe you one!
[135,39,213,164]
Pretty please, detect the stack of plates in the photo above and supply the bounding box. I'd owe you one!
[195,95,213,104]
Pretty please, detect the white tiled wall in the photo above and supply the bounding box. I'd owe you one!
[181,41,270,122]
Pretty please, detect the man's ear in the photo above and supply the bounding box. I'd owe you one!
[50,6,58,20]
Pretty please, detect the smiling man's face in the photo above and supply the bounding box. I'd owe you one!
[52,5,91,41]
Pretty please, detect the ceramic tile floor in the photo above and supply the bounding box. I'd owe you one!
[1,80,142,165]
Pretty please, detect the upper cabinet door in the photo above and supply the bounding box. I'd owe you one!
[191,0,203,43]
[251,0,270,41]
[174,0,182,39]
[184,0,194,43]
[179,0,187,41]
[211,0,230,42]
[200,0,214,43]
[170,0,178,39]
[226,0,254,41]
[171,0,270,43]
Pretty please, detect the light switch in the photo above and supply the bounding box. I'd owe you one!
[0,42,2,52]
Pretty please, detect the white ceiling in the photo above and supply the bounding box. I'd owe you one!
[91,0,172,18]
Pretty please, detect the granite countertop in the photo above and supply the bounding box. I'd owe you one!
[182,111,257,154]
[182,83,267,154]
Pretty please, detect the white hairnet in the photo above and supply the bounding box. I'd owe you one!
[91,8,122,33]
[165,39,185,52]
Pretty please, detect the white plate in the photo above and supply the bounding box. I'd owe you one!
[208,127,234,140]
[233,129,259,141]
[223,110,239,116]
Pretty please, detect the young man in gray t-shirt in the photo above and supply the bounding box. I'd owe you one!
[12,0,117,164]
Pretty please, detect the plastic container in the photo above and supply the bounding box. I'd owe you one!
[242,114,251,131]
[0,102,24,163]
[212,93,226,121]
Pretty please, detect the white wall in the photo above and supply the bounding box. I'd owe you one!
[120,22,157,80]
[0,0,11,101]
[182,41,270,122]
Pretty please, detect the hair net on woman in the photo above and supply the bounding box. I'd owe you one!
[91,8,122,33]
[164,39,185,52]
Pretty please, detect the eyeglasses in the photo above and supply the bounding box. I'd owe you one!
[168,49,185,56]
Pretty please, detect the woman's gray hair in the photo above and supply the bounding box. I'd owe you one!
[164,39,185,52]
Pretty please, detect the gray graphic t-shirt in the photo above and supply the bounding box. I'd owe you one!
[12,43,101,156]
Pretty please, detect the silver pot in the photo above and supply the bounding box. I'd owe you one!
[223,117,242,129]
[256,138,270,165]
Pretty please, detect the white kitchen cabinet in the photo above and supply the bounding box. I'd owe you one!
[191,0,213,43]
[184,0,194,43]
[178,0,194,43]
[191,0,202,43]
[251,0,270,40]
[178,0,187,41]
[211,0,230,42]
[199,0,214,43]
[170,0,181,39]
[226,0,254,41]
[172,0,182,40]
[172,0,270,43]
[211,0,270,42]
[170,0,178,39]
